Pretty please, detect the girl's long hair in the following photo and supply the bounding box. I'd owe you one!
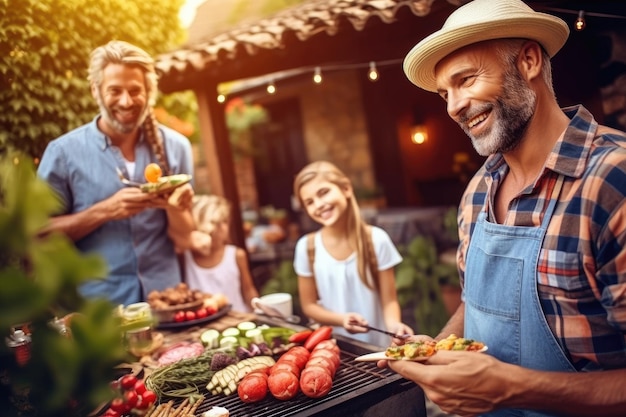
[293,161,378,291]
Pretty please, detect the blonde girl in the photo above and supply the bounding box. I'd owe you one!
[183,195,259,312]
[293,161,412,347]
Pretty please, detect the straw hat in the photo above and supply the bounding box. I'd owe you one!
[403,0,570,92]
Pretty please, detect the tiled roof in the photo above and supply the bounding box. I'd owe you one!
[155,0,436,78]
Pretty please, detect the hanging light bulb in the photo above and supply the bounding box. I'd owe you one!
[267,80,276,94]
[368,61,379,82]
[217,93,226,103]
[313,66,323,84]
[575,10,586,31]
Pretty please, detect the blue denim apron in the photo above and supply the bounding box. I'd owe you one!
[464,177,575,417]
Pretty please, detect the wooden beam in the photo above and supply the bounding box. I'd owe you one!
[195,86,246,249]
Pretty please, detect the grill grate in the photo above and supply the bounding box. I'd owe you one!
[190,337,406,417]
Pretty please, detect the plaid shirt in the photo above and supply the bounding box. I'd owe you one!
[458,105,626,371]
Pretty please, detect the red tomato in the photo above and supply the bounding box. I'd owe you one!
[119,374,137,390]
[195,307,208,319]
[124,390,138,409]
[205,305,217,316]
[140,390,157,407]
[133,380,147,395]
[174,310,186,322]
[185,310,197,321]
[109,398,128,414]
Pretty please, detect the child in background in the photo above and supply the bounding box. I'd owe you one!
[293,161,413,347]
[183,195,259,312]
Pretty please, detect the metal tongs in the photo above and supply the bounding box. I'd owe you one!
[350,321,411,340]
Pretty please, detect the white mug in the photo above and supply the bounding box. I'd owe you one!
[251,293,293,318]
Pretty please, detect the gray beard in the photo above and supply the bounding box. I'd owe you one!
[462,70,536,157]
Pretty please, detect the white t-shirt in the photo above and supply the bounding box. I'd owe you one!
[184,245,250,312]
[293,226,402,347]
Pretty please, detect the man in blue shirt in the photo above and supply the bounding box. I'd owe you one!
[38,41,195,306]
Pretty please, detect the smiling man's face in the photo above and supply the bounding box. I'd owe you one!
[435,40,536,156]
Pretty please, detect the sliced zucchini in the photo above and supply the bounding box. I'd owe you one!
[221,327,240,338]
[245,328,264,344]
[200,329,220,348]
[237,321,257,332]
[219,336,238,348]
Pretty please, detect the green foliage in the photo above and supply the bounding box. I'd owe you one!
[0,153,129,417]
[0,0,186,159]
[396,236,459,336]
[224,97,270,157]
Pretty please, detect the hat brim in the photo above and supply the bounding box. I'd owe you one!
[403,16,569,92]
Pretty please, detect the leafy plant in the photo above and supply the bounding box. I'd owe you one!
[395,235,459,336]
[0,153,129,417]
[0,0,187,159]
[224,97,269,158]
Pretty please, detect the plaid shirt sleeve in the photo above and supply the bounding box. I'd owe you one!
[458,105,626,371]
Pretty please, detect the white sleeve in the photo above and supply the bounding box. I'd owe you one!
[293,235,313,277]
[371,226,403,270]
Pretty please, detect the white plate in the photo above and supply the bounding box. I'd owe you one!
[140,175,192,195]
[354,346,488,362]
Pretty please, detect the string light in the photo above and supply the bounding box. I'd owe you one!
[313,66,322,84]
[368,61,379,82]
[575,10,586,31]
[216,58,403,99]
[266,80,276,94]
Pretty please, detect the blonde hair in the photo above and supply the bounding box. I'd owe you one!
[192,195,232,235]
[88,41,170,174]
[293,161,378,291]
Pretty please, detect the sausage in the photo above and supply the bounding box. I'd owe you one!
[238,373,268,403]
[309,348,341,370]
[305,355,336,377]
[299,365,333,398]
[268,370,300,400]
[272,360,302,378]
[313,339,341,355]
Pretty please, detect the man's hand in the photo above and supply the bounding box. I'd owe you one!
[388,350,510,417]
[103,187,165,220]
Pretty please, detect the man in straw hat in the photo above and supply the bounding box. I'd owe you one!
[383,0,626,416]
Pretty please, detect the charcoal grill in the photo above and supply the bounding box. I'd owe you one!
[190,335,425,417]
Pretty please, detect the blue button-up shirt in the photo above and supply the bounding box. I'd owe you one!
[37,117,193,306]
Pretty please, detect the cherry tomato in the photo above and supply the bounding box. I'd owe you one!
[133,380,147,395]
[123,390,138,409]
[110,398,128,414]
[185,310,197,321]
[174,310,186,322]
[103,407,121,417]
[140,390,157,407]
[119,374,137,390]
[195,307,208,319]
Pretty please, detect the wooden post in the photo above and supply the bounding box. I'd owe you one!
[194,86,246,249]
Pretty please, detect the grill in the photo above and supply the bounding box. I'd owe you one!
[191,336,419,417]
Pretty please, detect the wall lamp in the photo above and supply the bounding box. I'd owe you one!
[410,124,428,145]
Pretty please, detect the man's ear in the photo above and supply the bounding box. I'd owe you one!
[517,41,543,82]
